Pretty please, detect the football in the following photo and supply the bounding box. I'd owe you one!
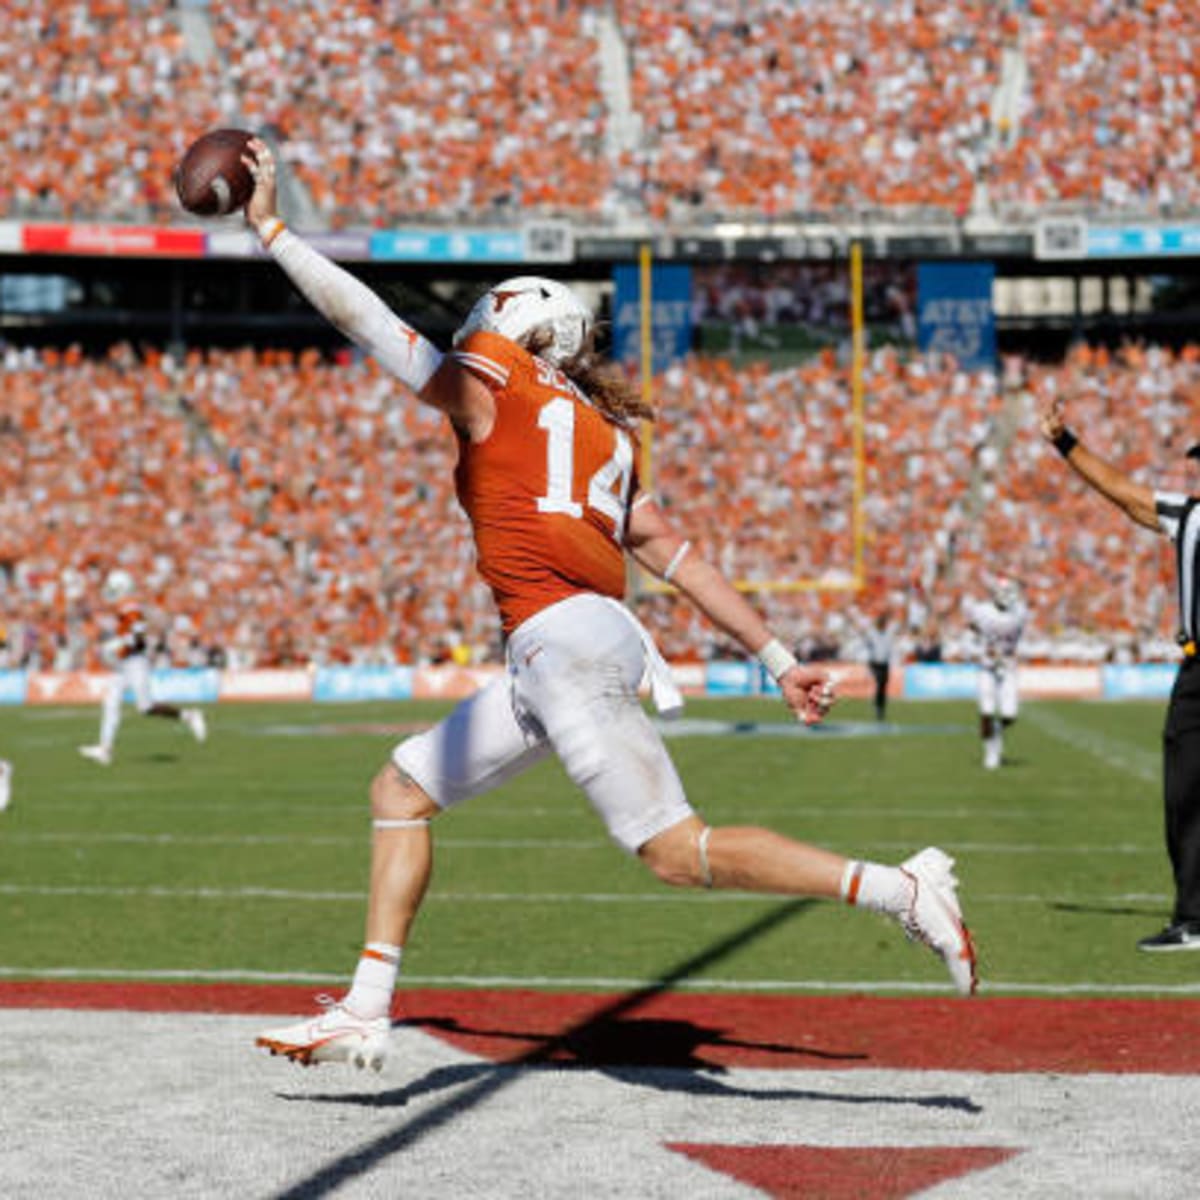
[174,128,256,217]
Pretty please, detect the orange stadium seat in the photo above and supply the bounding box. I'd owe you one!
[988,0,1200,215]
[5,341,1199,668]
[0,0,1192,223]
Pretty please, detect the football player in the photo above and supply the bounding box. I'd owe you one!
[964,577,1027,770]
[242,140,975,1070]
[78,570,207,766]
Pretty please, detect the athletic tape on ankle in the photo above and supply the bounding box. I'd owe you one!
[842,861,864,905]
[697,826,714,889]
[361,946,401,965]
[373,818,431,829]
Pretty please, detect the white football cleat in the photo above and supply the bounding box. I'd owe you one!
[183,707,207,743]
[898,847,977,996]
[79,744,113,766]
[0,759,11,812]
[255,998,390,1069]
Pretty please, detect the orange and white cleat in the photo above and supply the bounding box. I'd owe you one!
[898,847,978,996]
[256,997,390,1069]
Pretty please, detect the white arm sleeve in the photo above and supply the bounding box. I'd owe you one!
[267,229,442,392]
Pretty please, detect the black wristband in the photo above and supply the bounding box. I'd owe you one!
[1053,428,1078,458]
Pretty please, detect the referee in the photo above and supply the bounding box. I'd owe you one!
[863,613,895,723]
[1041,395,1200,951]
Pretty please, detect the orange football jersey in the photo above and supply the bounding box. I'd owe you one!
[115,599,148,658]
[453,331,639,634]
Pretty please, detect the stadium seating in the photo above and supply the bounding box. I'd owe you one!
[968,341,1197,652]
[0,0,1194,224]
[4,341,1197,669]
[208,0,614,227]
[0,343,492,669]
[617,0,1009,221]
[0,0,226,223]
[988,0,1200,215]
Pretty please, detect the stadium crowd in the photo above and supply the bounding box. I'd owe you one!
[988,0,1200,216]
[2,339,1196,672]
[1,0,1195,225]
[210,0,614,227]
[0,1,225,221]
[620,0,1009,221]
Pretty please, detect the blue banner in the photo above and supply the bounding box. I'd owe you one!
[704,660,759,697]
[1101,663,1178,701]
[144,669,222,705]
[313,666,415,703]
[369,230,525,263]
[902,664,980,700]
[917,262,995,370]
[612,264,693,373]
[0,671,27,705]
[1088,225,1200,259]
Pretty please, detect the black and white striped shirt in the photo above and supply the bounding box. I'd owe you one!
[863,625,895,666]
[1156,491,1200,646]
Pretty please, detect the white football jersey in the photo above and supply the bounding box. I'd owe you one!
[964,597,1025,666]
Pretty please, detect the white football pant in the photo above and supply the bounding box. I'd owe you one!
[99,654,155,751]
[978,661,1019,721]
[394,593,693,853]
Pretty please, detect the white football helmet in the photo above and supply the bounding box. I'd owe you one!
[992,577,1021,610]
[454,276,591,365]
[102,569,135,603]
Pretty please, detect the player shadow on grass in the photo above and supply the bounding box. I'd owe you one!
[282,1015,980,1115]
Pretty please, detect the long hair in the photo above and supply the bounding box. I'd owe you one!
[521,327,655,425]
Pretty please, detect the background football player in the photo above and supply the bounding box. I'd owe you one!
[78,570,207,766]
[964,576,1027,770]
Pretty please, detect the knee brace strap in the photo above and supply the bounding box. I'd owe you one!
[697,826,714,889]
[373,818,431,830]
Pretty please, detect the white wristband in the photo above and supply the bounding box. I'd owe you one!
[255,216,286,248]
[757,637,798,682]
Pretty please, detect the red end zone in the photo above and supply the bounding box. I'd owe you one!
[3,981,1198,1074]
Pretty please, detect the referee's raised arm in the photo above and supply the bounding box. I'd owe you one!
[1038,394,1161,530]
[1039,390,1200,952]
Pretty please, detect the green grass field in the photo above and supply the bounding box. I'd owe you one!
[0,697,1193,996]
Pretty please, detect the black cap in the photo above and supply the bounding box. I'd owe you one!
[1187,444,1200,461]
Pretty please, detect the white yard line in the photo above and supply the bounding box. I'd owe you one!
[15,802,1063,818]
[3,832,609,849]
[0,830,1163,854]
[1026,706,1160,784]
[0,882,1170,905]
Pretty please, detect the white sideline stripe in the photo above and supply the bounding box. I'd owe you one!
[24,801,1081,819]
[0,883,1171,905]
[1,964,1199,996]
[0,831,1163,855]
[873,841,1159,855]
[1026,706,1160,784]
[4,833,608,850]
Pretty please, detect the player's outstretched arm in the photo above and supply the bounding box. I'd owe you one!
[626,494,834,724]
[242,139,442,396]
[1039,393,1158,530]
